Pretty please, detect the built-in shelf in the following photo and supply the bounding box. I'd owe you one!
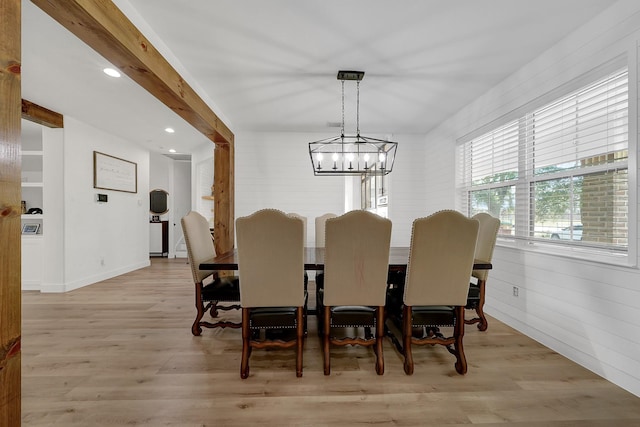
[21,120,46,290]
[21,234,44,240]
[22,214,43,220]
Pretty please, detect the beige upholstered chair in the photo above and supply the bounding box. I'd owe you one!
[289,212,309,290]
[289,212,307,244]
[181,211,240,336]
[465,212,500,331]
[314,213,337,248]
[314,213,337,318]
[400,210,479,375]
[236,209,306,378]
[319,210,391,375]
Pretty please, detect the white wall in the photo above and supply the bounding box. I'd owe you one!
[385,133,430,246]
[235,131,345,247]
[57,116,150,292]
[234,131,436,247]
[422,0,640,396]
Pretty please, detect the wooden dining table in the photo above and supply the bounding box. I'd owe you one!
[199,246,492,273]
[200,246,492,349]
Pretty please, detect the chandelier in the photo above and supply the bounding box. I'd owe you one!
[309,71,398,176]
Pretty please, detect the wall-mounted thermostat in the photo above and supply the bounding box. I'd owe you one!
[96,194,108,203]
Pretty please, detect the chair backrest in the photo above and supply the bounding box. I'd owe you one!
[404,210,479,307]
[289,212,307,247]
[181,211,216,284]
[471,212,500,281]
[236,209,305,308]
[315,213,338,248]
[323,210,392,307]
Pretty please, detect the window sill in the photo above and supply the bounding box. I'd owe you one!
[497,237,636,269]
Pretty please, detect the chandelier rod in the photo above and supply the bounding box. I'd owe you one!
[341,80,345,138]
[357,81,360,137]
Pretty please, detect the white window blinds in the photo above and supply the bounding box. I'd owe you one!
[459,67,629,255]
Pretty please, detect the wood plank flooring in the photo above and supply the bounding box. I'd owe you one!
[22,258,640,426]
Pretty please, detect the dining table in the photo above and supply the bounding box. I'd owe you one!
[199,246,492,273]
[200,246,492,352]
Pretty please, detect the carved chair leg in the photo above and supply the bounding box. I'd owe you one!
[192,282,205,336]
[209,301,219,318]
[240,308,251,379]
[475,279,488,331]
[403,305,414,375]
[364,327,373,340]
[454,306,468,375]
[375,306,385,375]
[323,305,331,375]
[296,307,304,377]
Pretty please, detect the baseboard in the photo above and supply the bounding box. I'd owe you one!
[41,260,151,293]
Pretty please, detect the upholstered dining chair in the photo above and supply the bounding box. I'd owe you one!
[314,213,337,248]
[236,209,307,378]
[181,211,240,336]
[313,212,337,321]
[289,212,309,290]
[465,212,500,331]
[319,210,392,375]
[399,210,479,375]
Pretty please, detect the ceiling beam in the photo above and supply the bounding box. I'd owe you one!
[22,99,64,128]
[30,0,236,255]
[30,0,233,145]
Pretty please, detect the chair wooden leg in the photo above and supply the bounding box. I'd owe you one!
[296,307,304,377]
[475,279,488,331]
[323,305,331,375]
[240,308,251,379]
[209,301,219,318]
[375,306,385,375]
[454,306,468,375]
[402,305,414,375]
[192,282,205,336]
[465,279,489,331]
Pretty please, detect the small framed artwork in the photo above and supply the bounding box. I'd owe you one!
[93,151,138,193]
[22,223,40,235]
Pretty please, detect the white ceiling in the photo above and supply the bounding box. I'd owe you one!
[21,0,616,157]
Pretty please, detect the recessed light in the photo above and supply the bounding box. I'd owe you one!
[169,149,176,153]
[103,67,121,78]
[164,127,175,133]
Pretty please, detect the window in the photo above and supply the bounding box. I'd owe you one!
[459,67,630,258]
[361,168,389,218]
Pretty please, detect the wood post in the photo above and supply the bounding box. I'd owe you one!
[0,0,22,424]
[214,140,235,257]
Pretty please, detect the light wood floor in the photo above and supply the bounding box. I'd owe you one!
[22,258,640,426]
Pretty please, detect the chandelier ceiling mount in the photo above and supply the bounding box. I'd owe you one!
[308,70,398,176]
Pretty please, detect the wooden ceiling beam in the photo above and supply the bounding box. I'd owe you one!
[31,0,236,255]
[30,0,233,145]
[21,99,64,128]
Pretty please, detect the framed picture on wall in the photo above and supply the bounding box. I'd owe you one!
[93,151,138,193]
[22,223,40,235]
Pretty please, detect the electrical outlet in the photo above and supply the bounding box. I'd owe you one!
[513,286,519,297]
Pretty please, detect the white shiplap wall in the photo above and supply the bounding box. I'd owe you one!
[234,131,346,247]
[233,131,431,247]
[422,0,640,396]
